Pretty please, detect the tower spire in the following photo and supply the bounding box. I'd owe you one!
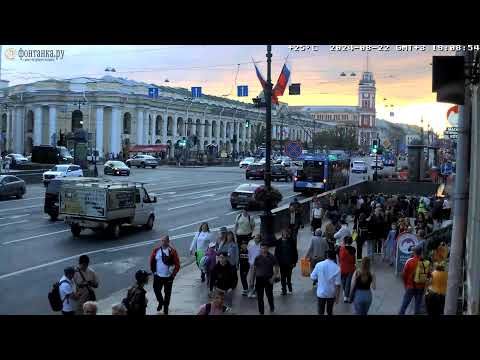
[366,54,369,72]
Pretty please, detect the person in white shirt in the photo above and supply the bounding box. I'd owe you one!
[442,196,451,221]
[247,233,262,298]
[334,219,351,247]
[234,210,256,245]
[190,222,214,282]
[59,267,80,316]
[310,250,341,315]
[357,196,364,210]
[311,201,324,235]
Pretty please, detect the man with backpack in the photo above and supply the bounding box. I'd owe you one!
[234,209,255,245]
[149,236,181,315]
[73,255,99,315]
[399,246,431,315]
[58,266,80,315]
[123,270,150,316]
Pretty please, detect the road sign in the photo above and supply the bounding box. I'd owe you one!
[148,87,159,98]
[237,85,248,97]
[289,83,301,95]
[285,141,302,159]
[191,87,202,98]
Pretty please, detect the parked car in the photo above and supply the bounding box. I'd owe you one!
[275,156,292,166]
[230,183,278,210]
[6,153,29,167]
[0,175,26,199]
[245,163,265,180]
[271,164,293,182]
[125,155,158,168]
[44,177,106,221]
[239,157,255,169]
[351,160,368,174]
[371,160,384,170]
[104,161,130,176]
[43,164,83,187]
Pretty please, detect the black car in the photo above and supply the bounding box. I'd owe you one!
[0,175,26,199]
[271,164,292,182]
[245,163,265,180]
[230,183,279,210]
[44,177,104,221]
[104,161,130,176]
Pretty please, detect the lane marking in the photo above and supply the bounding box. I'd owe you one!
[3,196,45,202]
[0,223,247,279]
[192,194,216,199]
[2,229,70,245]
[171,185,234,198]
[225,210,242,216]
[0,204,42,213]
[283,194,297,200]
[168,217,218,232]
[0,220,28,227]
[150,180,233,192]
[9,214,31,219]
[157,192,176,195]
[167,201,203,211]
[211,195,231,201]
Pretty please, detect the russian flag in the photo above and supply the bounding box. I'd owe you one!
[273,63,291,98]
[254,61,267,90]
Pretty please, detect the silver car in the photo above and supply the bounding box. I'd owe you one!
[0,175,26,199]
[125,155,159,168]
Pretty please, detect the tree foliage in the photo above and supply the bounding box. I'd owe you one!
[252,124,266,148]
[313,127,358,151]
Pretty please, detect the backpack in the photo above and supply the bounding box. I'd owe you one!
[48,280,69,312]
[121,285,138,314]
[414,259,430,285]
[236,214,253,231]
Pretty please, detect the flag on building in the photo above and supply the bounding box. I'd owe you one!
[273,63,291,98]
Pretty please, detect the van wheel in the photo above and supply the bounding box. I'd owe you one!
[142,162,146,168]
[16,193,23,199]
[109,223,121,239]
[71,225,81,237]
[49,213,58,221]
[145,215,154,230]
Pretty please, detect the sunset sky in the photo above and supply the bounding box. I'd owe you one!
[1,45,457,135]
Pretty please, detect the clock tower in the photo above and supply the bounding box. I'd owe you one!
[358,70,376,148]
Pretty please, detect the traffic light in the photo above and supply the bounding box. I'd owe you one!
[372,139,378,153]
[245,120,250,128]
[179,137,187,147]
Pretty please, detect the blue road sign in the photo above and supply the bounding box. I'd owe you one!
[237,85,248,97]
[191,87,202,98]
[441,163,453,175]
[285,141,303,159]
[148,88,159,98]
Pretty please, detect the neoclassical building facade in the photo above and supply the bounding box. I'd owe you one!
[0,75,322,158]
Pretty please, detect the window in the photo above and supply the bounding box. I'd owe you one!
[135,189,141,203]
[142,188,150,203]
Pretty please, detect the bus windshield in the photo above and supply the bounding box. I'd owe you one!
[301,160,324,180]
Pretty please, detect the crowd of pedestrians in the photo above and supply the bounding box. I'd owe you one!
[50,188,451,316]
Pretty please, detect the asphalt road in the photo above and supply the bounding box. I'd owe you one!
[0,158,399,314]
[0,165,307,314]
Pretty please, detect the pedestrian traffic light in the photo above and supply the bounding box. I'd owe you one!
[245,120,250,128]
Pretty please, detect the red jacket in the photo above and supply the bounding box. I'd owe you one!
[149,245,181,278]
[403,255,423,289]
[339,245,356,274]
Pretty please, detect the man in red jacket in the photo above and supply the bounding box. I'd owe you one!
[149,236,181,315]
[398,246,428,315]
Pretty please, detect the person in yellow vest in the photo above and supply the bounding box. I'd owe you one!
[425,262,448,315]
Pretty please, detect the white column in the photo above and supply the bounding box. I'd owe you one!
[216,119,221,145]
[96,107,104,158]
[162,114,168,145]
[136,109,144,145]
[173,115,178,140]
[199,121,205,150]
[144,111,149,144]
[110,107,121,155]
[33,106,42,146]
[15,107,24,154]
[151,113,157,144]
[234,121,239,153]
[48,105,57,146]
[6,110,12,150]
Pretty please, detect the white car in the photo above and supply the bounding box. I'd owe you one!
[275,156,292,166]
[6,153,29,166]
[43,164,83,187]
[351,160,368,174]
[239,157,255,168]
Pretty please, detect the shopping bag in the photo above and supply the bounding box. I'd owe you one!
[300,257,311,277]
[352,230,358,242]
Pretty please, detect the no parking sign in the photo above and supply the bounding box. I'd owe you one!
[285,141,302,159]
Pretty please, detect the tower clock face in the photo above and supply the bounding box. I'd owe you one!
[362,93,370,99]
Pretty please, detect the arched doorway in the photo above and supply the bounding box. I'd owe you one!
[123,113,132,134]
[72,110,83,131]
[204,120,209,138]
[195,119,201,137]
[156,115,162,136]
[177,117,184,137]
[187,118,193,137]
[211,121,217,138]
[220,121,225,138]
[167,116,173,136]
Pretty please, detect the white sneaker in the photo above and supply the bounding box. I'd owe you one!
[242,290,248,296]
[343,296,348,303]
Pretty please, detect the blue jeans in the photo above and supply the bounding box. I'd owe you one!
[341,272,354,299]
[399,288,424,315]
[353,289,372,315]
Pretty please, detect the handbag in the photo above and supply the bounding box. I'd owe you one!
[300,257,311,277]
[77,268,96,302]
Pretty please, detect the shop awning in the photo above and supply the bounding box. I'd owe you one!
[129,145,168,153]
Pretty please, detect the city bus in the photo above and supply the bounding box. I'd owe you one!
[293,153,350,194]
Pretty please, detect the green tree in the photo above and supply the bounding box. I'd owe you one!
[252,124,266,149]
[313,127,358,151]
